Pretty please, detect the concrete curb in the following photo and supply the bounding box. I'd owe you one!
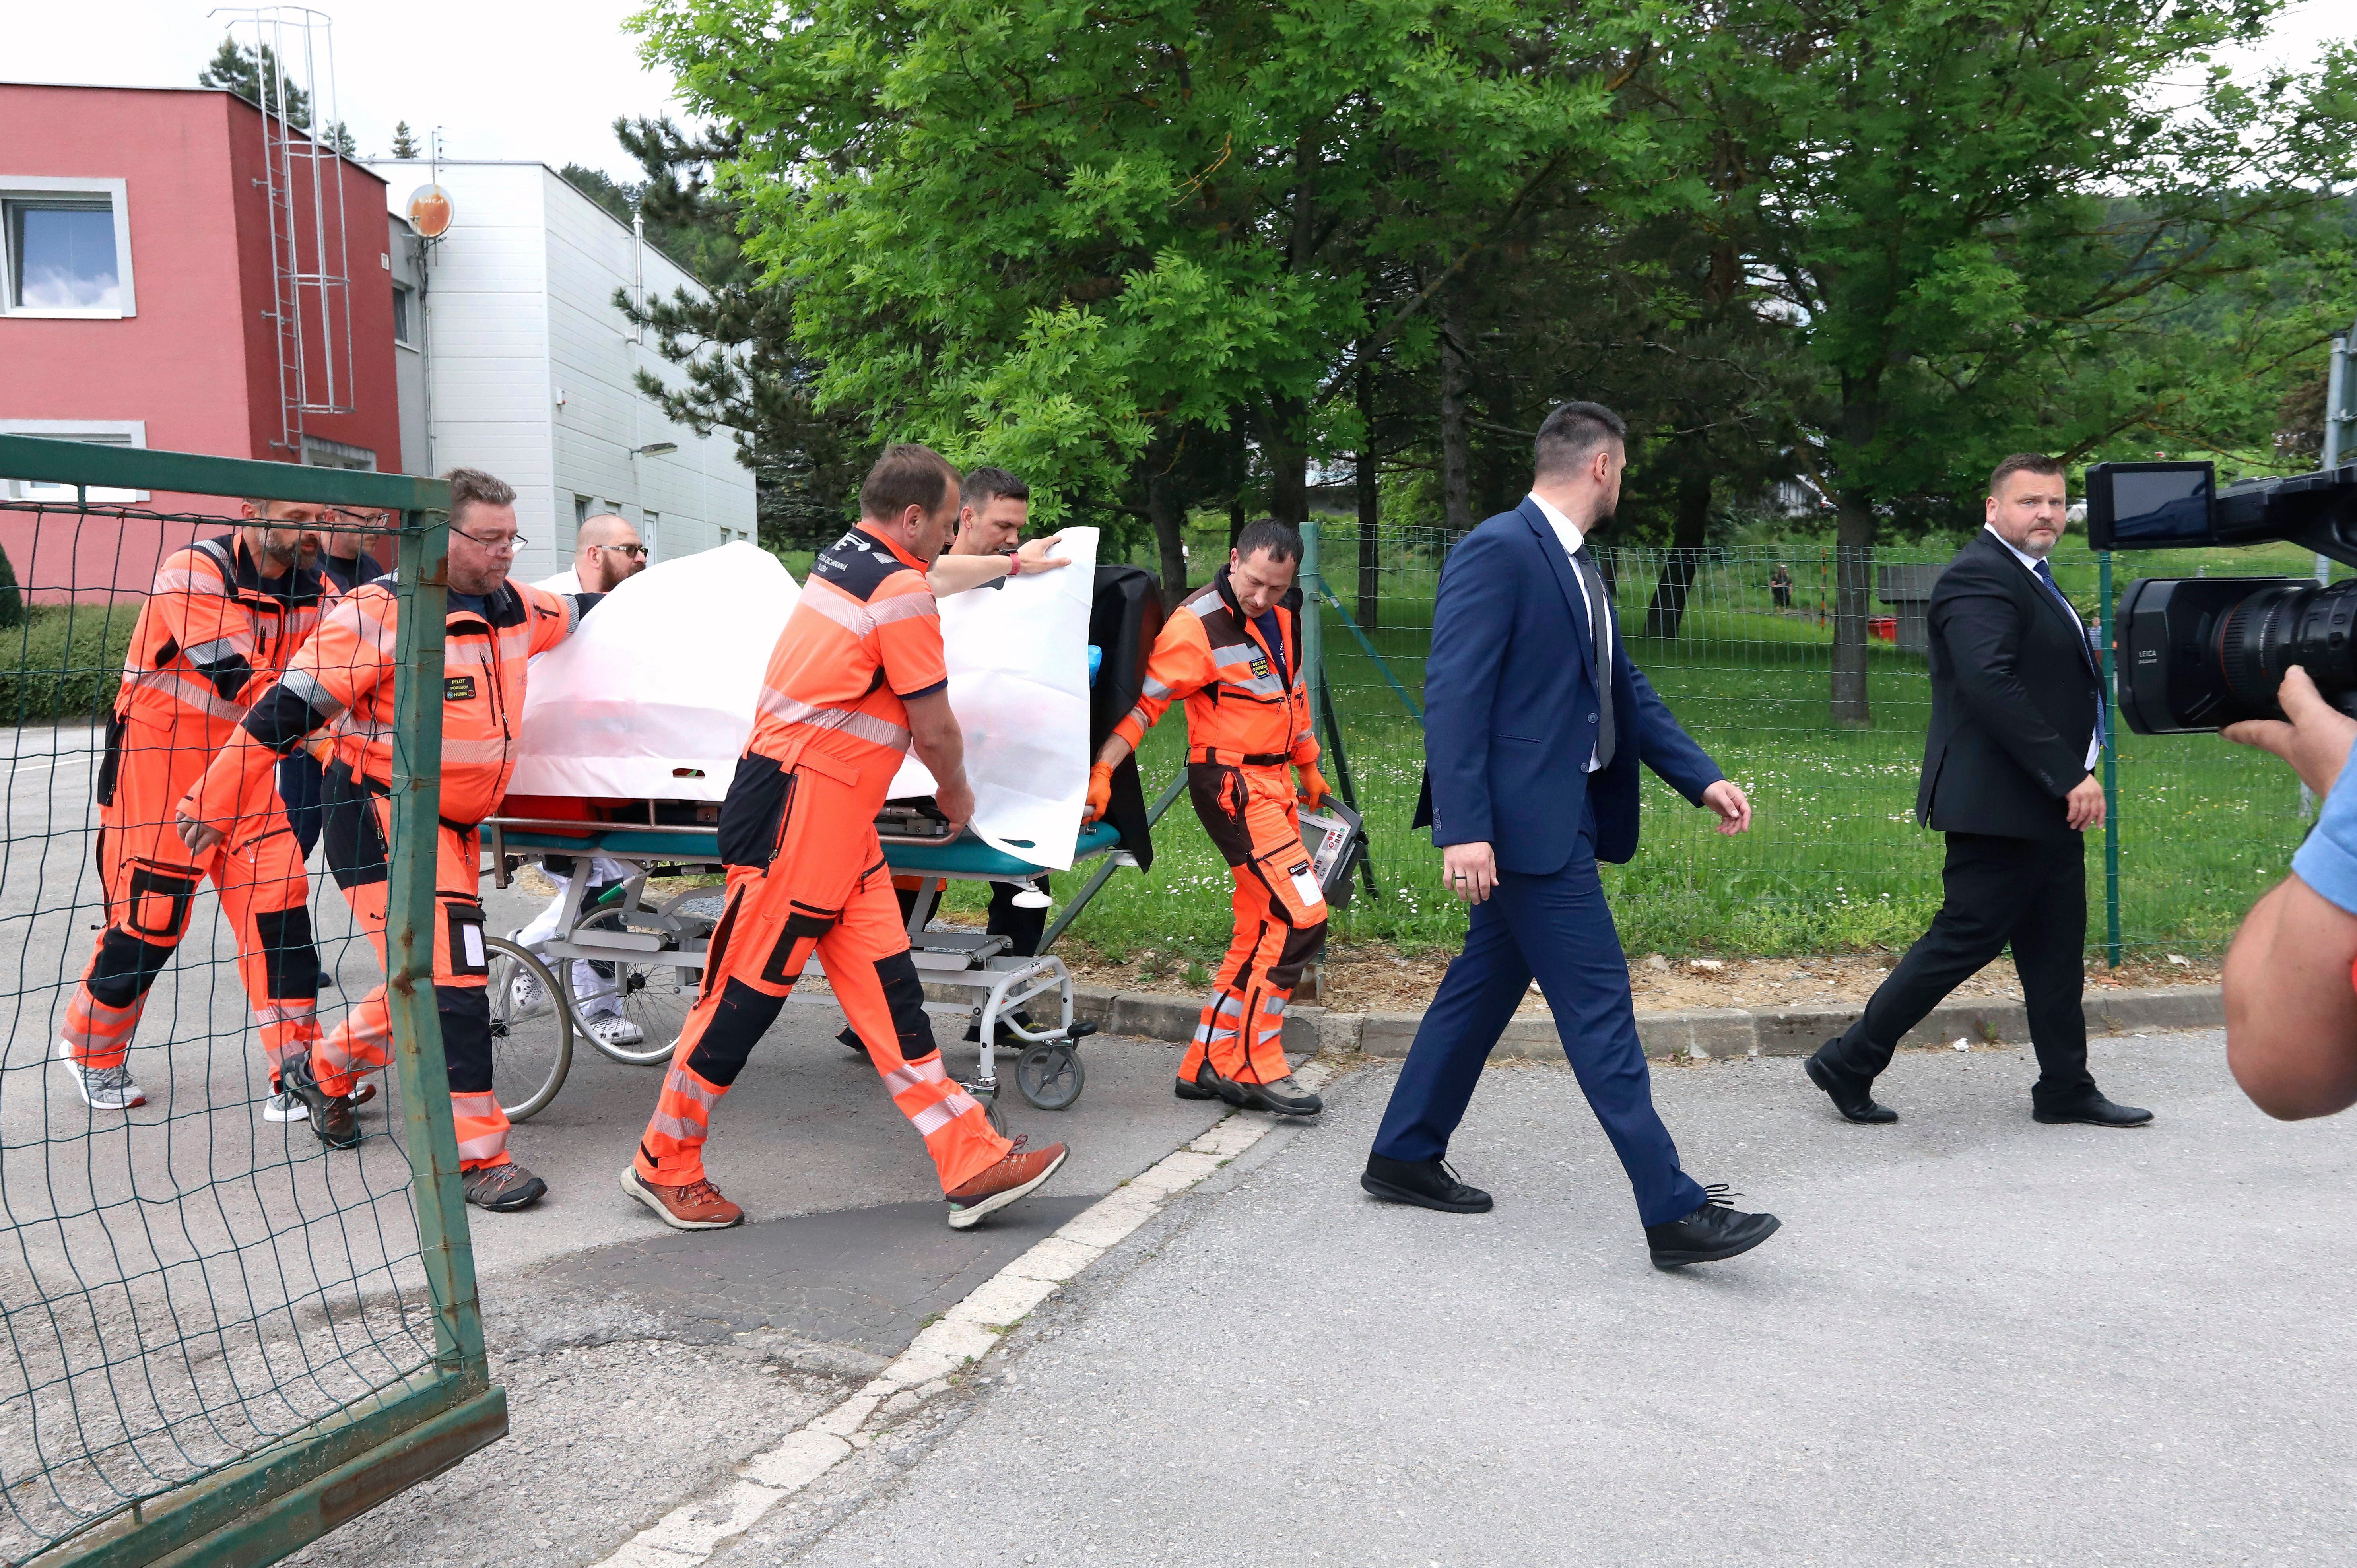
[1059,983,2223,1062]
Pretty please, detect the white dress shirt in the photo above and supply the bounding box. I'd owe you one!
[1980,522,2101,770]
[1529,492,1608,773]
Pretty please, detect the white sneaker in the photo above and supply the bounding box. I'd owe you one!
[54,1040,146,1111]
[264,1089,309,1123]
[508,968,549,1013]
[582,1011,645,1048]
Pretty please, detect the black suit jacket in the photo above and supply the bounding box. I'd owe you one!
[1915,529,2101,842]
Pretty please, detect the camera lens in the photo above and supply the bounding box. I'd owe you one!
[2216,582,2357,713]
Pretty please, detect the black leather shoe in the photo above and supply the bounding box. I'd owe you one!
[1645,1186,1780,1268]
[1174,1069,1218,1101]
[1237,1075,1323,1116]
[1361,1155,1493,1213]
[1805,1043,1897,1124]
[2033,1095,2153,1127]
[279,1055,361,1150]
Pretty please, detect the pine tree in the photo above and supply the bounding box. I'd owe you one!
[390,120,421,159]
[0,543,25,631]
[197,36,311,129]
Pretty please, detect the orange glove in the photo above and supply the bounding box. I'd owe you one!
[1297,762,1332,812]
[1084,761,1114,825]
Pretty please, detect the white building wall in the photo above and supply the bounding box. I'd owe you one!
[363,159,754,582]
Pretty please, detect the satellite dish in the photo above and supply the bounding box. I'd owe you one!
[406,184,453,239]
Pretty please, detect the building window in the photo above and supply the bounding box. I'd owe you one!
[300,435,378,472]
[0,420,148,502]
[0,179,135,317]
[391,283,416,347]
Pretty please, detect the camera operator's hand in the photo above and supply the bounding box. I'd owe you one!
[2064,772,2105,832]
[2223,665,2357,798]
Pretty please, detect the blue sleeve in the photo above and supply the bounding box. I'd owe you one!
[1422,530,1516,847]
[1623,645,1723,805]
[2291,739,2357,914]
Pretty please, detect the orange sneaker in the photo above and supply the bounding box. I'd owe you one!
[621,1165,744,1230]
[945,1141,1068,1230]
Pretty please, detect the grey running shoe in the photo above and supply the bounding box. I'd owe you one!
[277,1054,361,1149]
[582,1010,645,1048]
[53,1040,145,1111]
[464,1162,548,1212]
[263,1089,309,1123]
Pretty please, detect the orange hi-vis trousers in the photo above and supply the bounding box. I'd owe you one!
[1179,761,1329,1088]
[635,755,1010,1193]
[307,769,511,1170]
[64,716,320,1075]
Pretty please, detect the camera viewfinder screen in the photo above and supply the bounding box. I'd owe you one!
[2103,464,2213,547]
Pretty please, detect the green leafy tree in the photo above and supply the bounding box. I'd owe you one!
[1673,0,2357,724]
[390,120,421,159]
[631,0,1659,601]
[0,542,23,631]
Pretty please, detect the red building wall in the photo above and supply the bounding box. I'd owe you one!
[0,85,402,601]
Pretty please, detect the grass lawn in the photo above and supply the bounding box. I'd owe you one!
[1007,531,2318,971]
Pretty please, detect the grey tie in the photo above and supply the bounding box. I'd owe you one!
[1572,549,1616,768]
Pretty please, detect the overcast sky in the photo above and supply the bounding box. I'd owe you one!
[6,0,2350,183]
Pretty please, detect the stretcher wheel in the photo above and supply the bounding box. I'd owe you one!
[1014,1042,1084,1112]
[484,935,572,1122]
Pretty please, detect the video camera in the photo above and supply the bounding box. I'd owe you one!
[2087,460,2357,733]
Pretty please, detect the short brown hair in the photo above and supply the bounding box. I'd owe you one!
[960,466,1028,515]
[441,466,516,527]
[1533,401,1627,480]
[1988,452,2064,498]
[860,443,960,522]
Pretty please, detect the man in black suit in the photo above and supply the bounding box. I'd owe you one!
[1805,453,2151,1127]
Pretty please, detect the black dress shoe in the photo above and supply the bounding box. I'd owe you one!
[1645,1186,1780,1268]
[1805,1043,1897,1124]
[2033,1095,2153,1127]
[1361,1155,1493,1213]
[1174,1068,1218,1101]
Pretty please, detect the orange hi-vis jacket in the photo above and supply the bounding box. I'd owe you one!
[738,523,947,812]
[188,577,582,831]
[113,534,328,750]
[1111,568,1320,772]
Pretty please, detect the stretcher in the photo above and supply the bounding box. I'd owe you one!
[476,804,1128,1126]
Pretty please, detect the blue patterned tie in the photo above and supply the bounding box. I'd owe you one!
[2034,558,2103,751]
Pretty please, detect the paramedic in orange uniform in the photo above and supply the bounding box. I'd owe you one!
[1084,520,1332,1117]
[54,501,334,1117]
[623,444,1070,1233]
[180,469,593,1214]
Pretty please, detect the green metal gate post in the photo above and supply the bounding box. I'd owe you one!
[0,435,504,1568]
[2099,549,2122,966]
[383,509,485,1375]
[1299,521,1323,712]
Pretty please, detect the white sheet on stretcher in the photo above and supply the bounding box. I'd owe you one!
[887,526,1101,871]
[507,528,1100,872]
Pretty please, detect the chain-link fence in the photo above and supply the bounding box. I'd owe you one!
[1299,521,2312,961]
[0,436,498,1568]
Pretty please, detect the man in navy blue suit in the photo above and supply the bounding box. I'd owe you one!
[1361,402,1782,1269]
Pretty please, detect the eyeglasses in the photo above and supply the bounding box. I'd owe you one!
[592,543,648,559]
[452,524,525,555]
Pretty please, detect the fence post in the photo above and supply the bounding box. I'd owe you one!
[2099,548,2122,968]
[1299,520,1323,710]
[383,506,484,1376]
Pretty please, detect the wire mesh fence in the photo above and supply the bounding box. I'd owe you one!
[1301,521,2312,961]
[0,439,495,1567]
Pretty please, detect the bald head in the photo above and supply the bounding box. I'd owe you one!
[575,512,646,592]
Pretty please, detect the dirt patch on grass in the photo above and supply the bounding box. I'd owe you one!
[1052,939,2218,1015]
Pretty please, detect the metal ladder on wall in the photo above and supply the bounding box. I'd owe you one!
[221,6,357,460]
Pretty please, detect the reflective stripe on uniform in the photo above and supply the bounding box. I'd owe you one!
[280,668,346,718]
[883,1057,950,1096]
[126,668,249,723]
[753,688,912,753]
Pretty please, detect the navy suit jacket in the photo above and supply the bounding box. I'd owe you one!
[1413,498,1723,873]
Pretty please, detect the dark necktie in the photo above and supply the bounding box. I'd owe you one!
[2033,558,2103,749]
[1572,547,1616,769]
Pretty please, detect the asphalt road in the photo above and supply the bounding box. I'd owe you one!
[742,1030,2357,1568]
[0,728,1224,1564]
